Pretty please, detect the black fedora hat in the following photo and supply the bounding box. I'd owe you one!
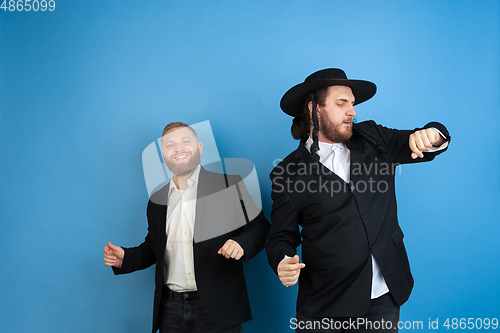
[280,68,377,117]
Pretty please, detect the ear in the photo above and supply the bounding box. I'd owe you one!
[198,142,203,155]
[307,101,318,120]
[307,101,312,120]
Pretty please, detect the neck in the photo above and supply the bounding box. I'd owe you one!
[309,133,339,144]
[173,168,197,190]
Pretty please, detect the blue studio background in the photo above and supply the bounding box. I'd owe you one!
[1,1,499,332]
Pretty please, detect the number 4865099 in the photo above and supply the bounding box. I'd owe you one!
[1,0,56,11]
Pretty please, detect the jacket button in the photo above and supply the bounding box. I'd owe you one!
[362,214,367,219]
[351,185,355,191]
[370,246,375,250]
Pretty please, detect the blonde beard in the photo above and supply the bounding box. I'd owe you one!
[165,152,201,176]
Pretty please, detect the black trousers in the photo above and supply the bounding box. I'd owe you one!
[158,288,242,333]
[295,293,400,332]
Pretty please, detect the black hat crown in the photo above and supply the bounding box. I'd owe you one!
[280,68,376,117]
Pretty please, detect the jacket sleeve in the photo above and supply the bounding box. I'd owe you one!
[227,175,270,262]
[265,167,302,275]
[368,121,450,165]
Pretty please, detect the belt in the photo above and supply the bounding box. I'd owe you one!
[163,287,198,301]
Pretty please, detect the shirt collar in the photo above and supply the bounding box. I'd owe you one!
[304,137,347,160]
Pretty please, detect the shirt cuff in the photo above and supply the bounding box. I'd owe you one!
[426,128,449,152]
[278,255,293,270]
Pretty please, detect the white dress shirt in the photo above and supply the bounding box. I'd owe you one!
[164,165,201,291]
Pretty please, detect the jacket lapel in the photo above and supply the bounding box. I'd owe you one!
[295,140,346,183]
[346,133,363,185]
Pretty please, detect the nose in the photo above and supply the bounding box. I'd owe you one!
[171,143,182,152]
[347,105,356,117]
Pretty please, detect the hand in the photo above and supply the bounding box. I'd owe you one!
[409,128,445,159]
[278,255,305,287]
[103,241,124,268]
[218,239,244,260]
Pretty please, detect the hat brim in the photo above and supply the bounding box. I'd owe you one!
[280,79,377,117]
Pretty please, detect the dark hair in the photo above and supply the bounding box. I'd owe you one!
[291,87,329,140]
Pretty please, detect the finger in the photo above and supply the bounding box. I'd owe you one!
[229,244,243,258]
[278,266,302,276]
[291,255,300,264]
[280,262,305,271]
[229,247,238,259]
[108,241,121,253]
[281,271,300,285]
[413,134,427,152]
[409,136,424,158]
[104,257,116,265]
[224,246,235,259]
[279,271,299,279]
[280,274,296,283]
[104,259,116,265]
[420,132,432,149]
[219,247,231,258]
[104,253,117,260]
[426,128,440,145]
[219,240,233,255]
[234,250,243,260]
[281,278,298,286]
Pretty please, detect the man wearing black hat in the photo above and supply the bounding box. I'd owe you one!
[265,69,450,332]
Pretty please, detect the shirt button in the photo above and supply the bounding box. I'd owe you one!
[351,186,355,191]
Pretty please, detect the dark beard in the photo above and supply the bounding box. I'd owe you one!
[165,151,201,176]
[319,112,353,143]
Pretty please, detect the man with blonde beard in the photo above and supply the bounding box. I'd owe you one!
[104,122,269,333]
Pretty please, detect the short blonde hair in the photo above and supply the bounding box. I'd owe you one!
[161,122,197,136]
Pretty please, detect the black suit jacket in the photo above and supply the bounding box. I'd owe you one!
[113,167,269,332]
[266,121,449,318]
